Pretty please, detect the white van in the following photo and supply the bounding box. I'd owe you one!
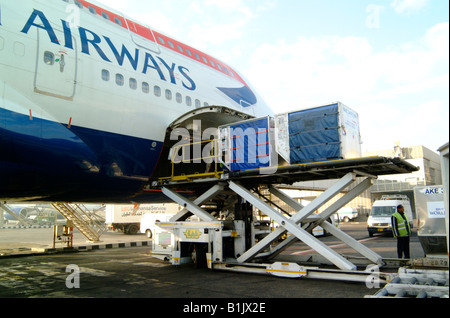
[334,207,358,223]
[139,204,180,238]
[367,195,413,237]
[140,213,175,239]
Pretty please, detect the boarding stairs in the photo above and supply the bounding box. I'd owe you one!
[51,203,106,242]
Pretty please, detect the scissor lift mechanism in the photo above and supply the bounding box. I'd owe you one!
[149,157,419,283]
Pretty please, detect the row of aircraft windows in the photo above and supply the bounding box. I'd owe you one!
[156,36,234,77]
[101,69,209,108]
[63,0,124,25]
[63,0,236,78]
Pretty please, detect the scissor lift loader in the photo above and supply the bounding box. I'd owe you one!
[148,104,420,283]
[150,158,418,283]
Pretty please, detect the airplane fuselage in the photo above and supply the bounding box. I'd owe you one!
[0,0,272,203]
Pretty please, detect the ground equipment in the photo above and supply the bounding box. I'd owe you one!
[148,103,420,283]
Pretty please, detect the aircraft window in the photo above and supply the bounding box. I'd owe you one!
[114,17,123,26]
[223,67,229,75]
[102,12,110,20]
[186,96,192,107]
[101,69,110,81]
[165,89,172,100]
[129,78,137,90]
[44,51,55,65]
[204,102,209,107]
[195,99,201,108]
[154,86,161,97]
[115,74,124,86]
[229,70,235,77]
[177,45,184,53]
[74,1,83,9]
[209,60,215,67]
[194,52,200,60]
[202,56,208,64]
[217,64,222,71]
[168,41,175,49]
[186,49,192,57]
[142,82,150,94]
[158,37,165,45]
[88,6,97,14]
[176,93,182,104]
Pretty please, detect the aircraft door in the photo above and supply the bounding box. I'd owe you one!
[34,28,77,100]
[125,18,160,54]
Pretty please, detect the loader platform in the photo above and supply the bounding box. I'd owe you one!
[146,155,419,283]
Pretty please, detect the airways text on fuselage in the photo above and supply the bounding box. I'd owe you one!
[19,9,197,91]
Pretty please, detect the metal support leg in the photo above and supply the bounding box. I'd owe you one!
[311,178,374,226]
[162,187,217,222]
[321,221,383,264]
[310,177,383,265]
[229,181,357,271]
[169,183,225,221]
[237,172,356,263]
[278,172,357,222]
[274,177,382,265]
[268,186,304,211]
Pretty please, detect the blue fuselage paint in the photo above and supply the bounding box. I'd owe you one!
[0,108,163,202]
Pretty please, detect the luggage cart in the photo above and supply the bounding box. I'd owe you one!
[366,268,449,298]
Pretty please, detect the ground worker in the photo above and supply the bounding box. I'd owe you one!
[391,204,411,258]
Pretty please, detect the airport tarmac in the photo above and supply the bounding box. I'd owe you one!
[0,223,429,302]
[0,226,150,256]
[0,245,376,298]
[0,222,424,259]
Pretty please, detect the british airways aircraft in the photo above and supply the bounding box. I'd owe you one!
[0,0,272,203]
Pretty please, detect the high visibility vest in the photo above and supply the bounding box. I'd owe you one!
[391,212,411,237]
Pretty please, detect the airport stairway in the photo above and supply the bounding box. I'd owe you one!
[51,203,106,242]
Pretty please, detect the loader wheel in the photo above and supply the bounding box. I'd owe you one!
[192,244,207,269]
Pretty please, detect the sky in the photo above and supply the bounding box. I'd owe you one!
[97,0,449,153]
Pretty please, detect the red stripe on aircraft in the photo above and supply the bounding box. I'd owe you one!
[77,0,250,90]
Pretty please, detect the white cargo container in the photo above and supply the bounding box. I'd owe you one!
[217,102,362,172]
[275,102,362,165]
[414,185,447,256]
